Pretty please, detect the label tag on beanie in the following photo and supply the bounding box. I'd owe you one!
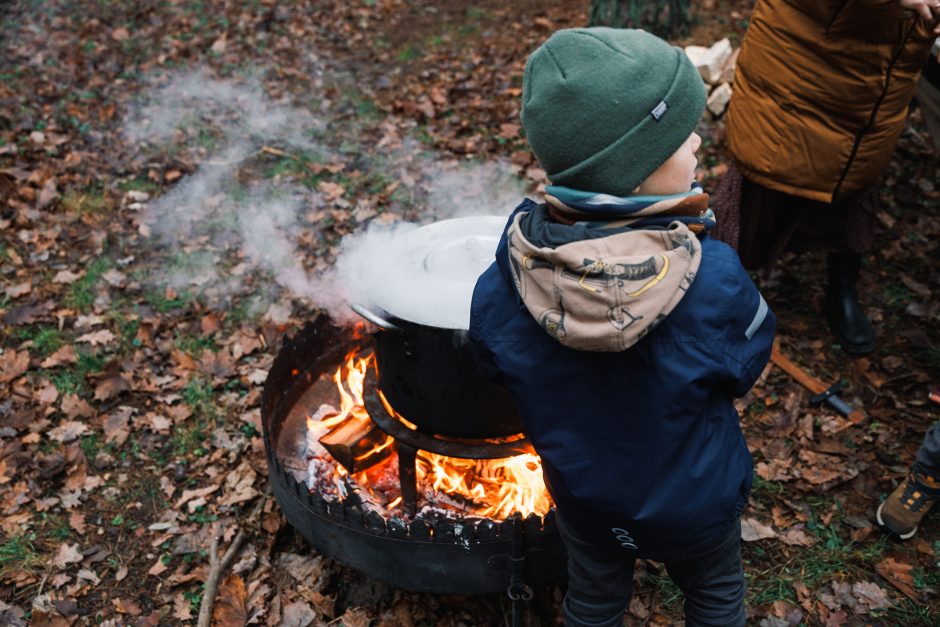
[650,100,668,122]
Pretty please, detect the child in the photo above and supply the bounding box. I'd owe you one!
[469,28,775,626]
[877,421,940,539]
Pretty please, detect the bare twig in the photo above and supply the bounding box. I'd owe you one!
[196,498,266,627]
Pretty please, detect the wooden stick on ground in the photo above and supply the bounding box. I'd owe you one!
[197,498,266,627]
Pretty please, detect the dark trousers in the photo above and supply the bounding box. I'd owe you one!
[914,421,940,479]
[558,517,746,627]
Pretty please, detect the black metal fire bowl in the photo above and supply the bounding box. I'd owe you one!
[261,315,566,595]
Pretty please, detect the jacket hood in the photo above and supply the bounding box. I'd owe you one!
[506,208,702,351]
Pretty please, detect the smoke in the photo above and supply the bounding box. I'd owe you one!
[124,68,321,151]
[125,67,529,327]
[319,160,523,328]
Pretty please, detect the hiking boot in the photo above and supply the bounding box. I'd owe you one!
[876,473,940,539]
[824,252,875,355]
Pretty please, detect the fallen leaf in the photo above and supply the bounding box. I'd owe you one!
[76,329,116,347]
[212,575,248,627]
[309,591,335,620]
[780,526,815,547]
[875,557,918,601]
[148,557,168,577]
[280,601,316,627]
[628,594,650,619]
[900,274,931,297]
[52,270,83,284]
[799,465,841,485]
[174,485,219,509]
[852,581,892,610]
[741,517,777,541]
[201,313,222,335]
[37,178,59,208]
[338,608,372,627]
[173,593,192,620]
[101,269,126,287]
[60,394,94,419]
[112,597,141,615]
[94,373,130,401]
[69,511,86,535]
[210,33,228,54]
[317,181,346,200]
[103,412,131,445]
[498,123,520,139]
[48,421,89,443]
[41,345,78,368]
[36,380,59,405]
[219,461,258,506]
[76,568,100,585]
[52,543,83,569]
[0,350,30,383]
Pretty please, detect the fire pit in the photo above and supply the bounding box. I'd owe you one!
[261,315,566,596]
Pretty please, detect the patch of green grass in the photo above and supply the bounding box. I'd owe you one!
[881,281,914,308]
[884,600,934,624]
[0,535,41,575]
[228,296,260,324]
[40,513,72,541]
[14,325,64,357]
[51,369,84,395]
[182,377,216,419]
[186,506,218,525]
[175,331,216,357]
[51,349,106,396]
[639,568,683,617]
[396,43,419,62]
[80,433,104,460]
[65,257,112,313]
[171,420,209,459]
[750,474,786,500]
[116,176,159,194]
[110,312,141,353]
[184,588,204,618]
[145,288,190,313]
[745,521,888,607]
[466,7,489,19]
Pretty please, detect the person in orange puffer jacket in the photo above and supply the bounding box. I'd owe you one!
[714,0,939,355]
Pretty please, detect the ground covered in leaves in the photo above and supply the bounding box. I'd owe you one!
[1,0,939,625]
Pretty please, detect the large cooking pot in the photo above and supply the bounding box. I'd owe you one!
[350,216,524,439]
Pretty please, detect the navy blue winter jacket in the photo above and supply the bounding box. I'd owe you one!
[469,199,775,561]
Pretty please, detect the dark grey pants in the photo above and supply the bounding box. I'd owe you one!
[558,517,746,627]
[914,422,940,479]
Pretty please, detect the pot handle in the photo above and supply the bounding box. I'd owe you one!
[350,303,403,333]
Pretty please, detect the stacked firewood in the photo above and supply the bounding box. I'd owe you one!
[684,38,738,119]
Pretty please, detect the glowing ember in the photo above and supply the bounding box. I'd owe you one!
[306,348,553,520]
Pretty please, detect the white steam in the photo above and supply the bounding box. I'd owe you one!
[125,67,529,326]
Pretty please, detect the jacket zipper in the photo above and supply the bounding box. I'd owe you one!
[832,20,917,201]
[825,0,850,37]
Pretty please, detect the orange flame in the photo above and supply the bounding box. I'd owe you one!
[312,348,552,519]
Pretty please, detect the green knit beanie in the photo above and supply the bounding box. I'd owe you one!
[521,27,706,196]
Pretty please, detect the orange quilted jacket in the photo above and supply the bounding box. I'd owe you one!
[726,0,935,202]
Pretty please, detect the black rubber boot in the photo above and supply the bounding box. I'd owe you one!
[824,252,875,355]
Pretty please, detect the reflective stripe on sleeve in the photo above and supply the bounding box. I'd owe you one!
[745,294,768,340]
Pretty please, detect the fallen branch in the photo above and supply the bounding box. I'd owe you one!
[197,498,266,627]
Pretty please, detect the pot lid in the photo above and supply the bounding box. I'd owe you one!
[368,216,506,329]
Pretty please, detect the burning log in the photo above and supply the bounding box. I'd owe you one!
[318,415,393,474]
